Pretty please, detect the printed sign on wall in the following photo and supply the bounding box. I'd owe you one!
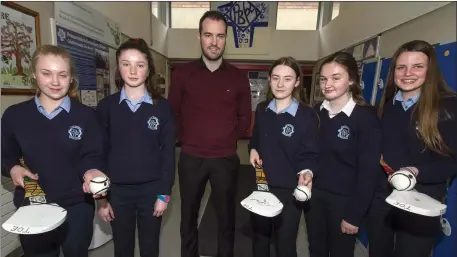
[56,25,110,107]
[216,1,269,48]
[54,2,121,48]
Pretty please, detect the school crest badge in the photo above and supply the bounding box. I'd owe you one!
[282,124,294,137]
[337,125,350,140]
[147,116,159,130]
[68,125,82,140]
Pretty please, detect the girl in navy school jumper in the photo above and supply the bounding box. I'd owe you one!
[95,38,176,257]
[1,45,107,257]
[248,57,319,257]
[305,52,382,257]
[374,40,457,257]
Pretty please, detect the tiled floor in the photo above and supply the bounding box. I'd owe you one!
[87,148,369,257]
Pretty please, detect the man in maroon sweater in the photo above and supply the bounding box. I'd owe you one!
[168,10,252,257]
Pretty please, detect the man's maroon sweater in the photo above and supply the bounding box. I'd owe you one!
[168,59,252,158]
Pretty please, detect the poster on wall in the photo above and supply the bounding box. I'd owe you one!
[352,44,365,61]
[363,37,379,60]
[357,61,364,89]
[343,36,380,62]
[56,25,110,108]
[54,2,121,48]
[216,1,269,48]
[1,2,40,95]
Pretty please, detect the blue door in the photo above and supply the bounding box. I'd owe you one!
[432,41,457,257]
[374,58,392,105]
[360,60,378,105]
[435,42,457,91]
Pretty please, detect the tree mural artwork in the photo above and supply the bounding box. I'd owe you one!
[1,19,33,77]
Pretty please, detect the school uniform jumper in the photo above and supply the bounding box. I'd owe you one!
[1,96,102,257]
[96,89,176,257]
[378,92,457,257]
[305,98,382,257]
[248,99,319,257]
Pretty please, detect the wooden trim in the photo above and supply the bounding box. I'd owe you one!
[1,89,36,95]
[1,2,40,45]
[1,2,41,95]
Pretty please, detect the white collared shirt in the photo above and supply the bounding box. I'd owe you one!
[320,97,357,118]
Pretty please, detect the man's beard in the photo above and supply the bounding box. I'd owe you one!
[201,45,225,61]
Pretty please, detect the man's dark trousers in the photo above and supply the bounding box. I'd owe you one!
[179,151,240,257]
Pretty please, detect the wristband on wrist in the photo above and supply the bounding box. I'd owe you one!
[157,195,170,203]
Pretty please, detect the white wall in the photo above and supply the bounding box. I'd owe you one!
[171,7,208,29]
[167,29,320,61]
[82,2,169,56]
[151,15,169,56]
[319,1,452,57]
[379,2,456,58]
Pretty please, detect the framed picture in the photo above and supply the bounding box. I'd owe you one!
[1,2,40,95]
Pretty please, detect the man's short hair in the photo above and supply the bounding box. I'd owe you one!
[198,10,228,35]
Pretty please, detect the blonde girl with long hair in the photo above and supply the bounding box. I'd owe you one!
[1,45,107,257]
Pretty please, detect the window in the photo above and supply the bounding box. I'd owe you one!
[276,2,320,30]
[171,1,210,29]
[331,2,340,20]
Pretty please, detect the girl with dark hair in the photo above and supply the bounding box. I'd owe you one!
[95,38,176,257]
[1,45,107,257]
[248,56,319,257]
[375,40,457,257]
[305,51,382,257]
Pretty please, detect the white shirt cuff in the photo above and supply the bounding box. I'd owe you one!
[297,169,313,178]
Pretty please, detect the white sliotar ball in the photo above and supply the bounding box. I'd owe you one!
[390,169,416,191]
[293,185,312,202]
[89,176,109,195]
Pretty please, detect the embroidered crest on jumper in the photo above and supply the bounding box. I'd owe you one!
[68,125,82,140]
[282,124,294,137]
[147,116,159,130]
[337,125,350,140]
